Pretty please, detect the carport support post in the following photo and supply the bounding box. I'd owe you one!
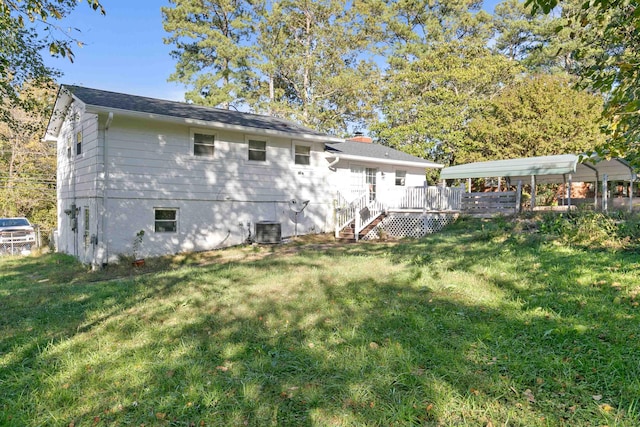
[567,174,572,210]
[516,180,523,214]
[530,175,536,211]
[629,173,635,213]
[603,174,608,213]
[467,178,471,193]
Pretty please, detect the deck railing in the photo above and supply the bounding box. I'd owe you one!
[386,185,463,211]
[336,185,464,238]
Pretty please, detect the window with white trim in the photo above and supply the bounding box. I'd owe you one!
[155,208,178,233]
[193,132,215,157]
[395,170,406,186]
[294,145,311,165]
[248,139,267,161]
[76,131,83,155]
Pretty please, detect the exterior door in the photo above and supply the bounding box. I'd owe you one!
[366,168,377,201]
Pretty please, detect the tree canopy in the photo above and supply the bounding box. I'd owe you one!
[1,0,105,124]
[526,0,640,164]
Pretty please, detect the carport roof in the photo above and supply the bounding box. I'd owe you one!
[439,154,636,183]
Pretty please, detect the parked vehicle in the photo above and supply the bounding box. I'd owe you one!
[0,217,37,255]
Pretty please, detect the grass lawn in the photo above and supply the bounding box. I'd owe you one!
[1,217,639,426]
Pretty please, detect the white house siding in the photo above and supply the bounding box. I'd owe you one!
[56,105,102,263]
[328,158,427,204]
[87,114,333,263]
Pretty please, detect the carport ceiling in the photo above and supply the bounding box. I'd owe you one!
[439,154,636,184]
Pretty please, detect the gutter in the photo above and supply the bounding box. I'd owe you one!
[326,153,443,169]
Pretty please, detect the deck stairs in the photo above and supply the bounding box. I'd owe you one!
[337,212,386,241]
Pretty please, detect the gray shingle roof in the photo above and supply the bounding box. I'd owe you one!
[64,85,332,139]
[326,141,441,167]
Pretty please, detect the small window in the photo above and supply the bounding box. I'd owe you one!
[155,209,178,233]
[76,131,83,155]
[194,133,215,157]
[295,145,311,165]
[248,139,266,161]
[395,170,406,186]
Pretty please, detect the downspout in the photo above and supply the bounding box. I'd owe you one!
[327,156,340,170]
[101,112,113,266]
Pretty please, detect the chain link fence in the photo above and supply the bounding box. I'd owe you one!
[0,227,41,256]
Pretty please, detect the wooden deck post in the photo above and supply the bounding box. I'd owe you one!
[515,180,522,214]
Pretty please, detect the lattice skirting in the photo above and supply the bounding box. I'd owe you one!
[362,212,459,240]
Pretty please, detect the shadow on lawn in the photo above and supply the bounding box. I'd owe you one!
[1,234,639,426]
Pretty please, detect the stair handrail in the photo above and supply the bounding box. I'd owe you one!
[335,190,368,238]
[354,199,385,241]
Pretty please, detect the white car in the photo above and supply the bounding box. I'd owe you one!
[0,218,37,253]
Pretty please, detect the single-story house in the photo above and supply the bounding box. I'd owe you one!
[45,85,443,266]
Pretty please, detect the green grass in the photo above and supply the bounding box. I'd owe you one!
[1,218,640,426]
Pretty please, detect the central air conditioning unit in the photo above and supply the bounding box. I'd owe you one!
[254,221,281,244]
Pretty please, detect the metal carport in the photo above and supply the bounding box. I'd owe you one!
[439,154,637,212]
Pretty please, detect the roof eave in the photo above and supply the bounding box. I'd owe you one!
[44,86,75,141]
[85,104,344,143]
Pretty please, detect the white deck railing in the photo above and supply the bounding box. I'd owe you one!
[336,185,463,238]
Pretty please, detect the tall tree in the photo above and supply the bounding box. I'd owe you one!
[465,73,606,162]
[493,0,604,76]
[526,0,639,164]
[163,0,382,133]
[1,0,105,125]
[0,82,57,234]
[372,0,519,165]
[252,0,381,133]
[162,0,260,109]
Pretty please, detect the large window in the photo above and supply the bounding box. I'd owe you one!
[248,139,267,161]
[193,132,215,157]
[395,170,406,186]
[294,145,311,165]
[155,209,178,233]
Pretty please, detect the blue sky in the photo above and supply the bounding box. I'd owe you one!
[44,0,504,102]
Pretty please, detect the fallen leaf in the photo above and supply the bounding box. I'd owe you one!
[369,342,379,350]
[600,403,614,412]
[592,395,603,401]
[523,389,536,403]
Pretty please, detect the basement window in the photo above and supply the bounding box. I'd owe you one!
[154,209,178,233]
